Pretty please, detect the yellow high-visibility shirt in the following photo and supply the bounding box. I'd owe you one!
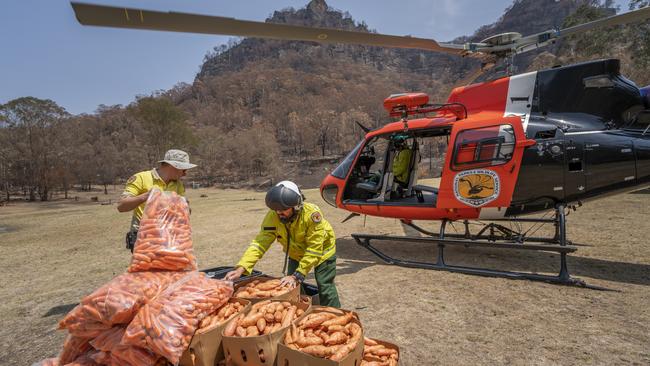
[236,202,336,276]
[393,148,413,184]
[121,169,185,230]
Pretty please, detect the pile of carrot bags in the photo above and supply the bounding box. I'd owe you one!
[35,188,233,366]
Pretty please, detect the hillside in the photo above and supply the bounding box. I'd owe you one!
[179,0,650,186]
[3,0,650,201]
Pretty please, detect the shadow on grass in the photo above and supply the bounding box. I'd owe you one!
[43,303,77,318]
[335,236,650,287]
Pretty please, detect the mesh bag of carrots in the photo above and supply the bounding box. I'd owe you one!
[88,326,161,366]
[129,188,197,272]
[58,334,93,364]
[31,358,59,366]
[123,271,234,365]
[58,271,184,337]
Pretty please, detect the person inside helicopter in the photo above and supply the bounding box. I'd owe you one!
[391,134,413,198]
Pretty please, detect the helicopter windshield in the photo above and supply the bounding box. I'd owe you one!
[331,140,363,179]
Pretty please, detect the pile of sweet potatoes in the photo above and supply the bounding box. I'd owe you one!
[283,307,362,361]
[233,278,295,299]
[224,300,305,337]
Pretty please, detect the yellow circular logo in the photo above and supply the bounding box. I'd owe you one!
[453,169,500,207]
[311,212,322,223]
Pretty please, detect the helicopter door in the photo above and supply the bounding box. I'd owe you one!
[564,138,586,202]
[437,118,532,213]
[583,135,636,194]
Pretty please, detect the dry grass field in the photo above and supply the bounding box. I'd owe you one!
[1,186,649,365]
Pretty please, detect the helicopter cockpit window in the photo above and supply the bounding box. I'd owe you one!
[452,125,515,170]
[331,140,363,179]
[341,136,390,200]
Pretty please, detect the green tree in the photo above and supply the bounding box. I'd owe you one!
[129,96,196,165]
[0,97,68,201]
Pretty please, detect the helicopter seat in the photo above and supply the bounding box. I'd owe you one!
[412,185,438,194]
[412,185,438,204]
[356,181,381,193]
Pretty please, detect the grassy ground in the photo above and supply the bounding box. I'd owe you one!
[1,186,649,365]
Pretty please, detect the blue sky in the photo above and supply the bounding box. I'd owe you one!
[0,0,629,115]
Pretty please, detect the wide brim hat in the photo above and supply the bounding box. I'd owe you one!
[158,149,197,170]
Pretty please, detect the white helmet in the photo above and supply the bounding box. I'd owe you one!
[265,180,304,211]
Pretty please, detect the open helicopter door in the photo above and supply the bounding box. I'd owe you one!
[436,115,534,217]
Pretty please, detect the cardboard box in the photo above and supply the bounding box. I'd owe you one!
[179,298,251,366]
[221,300,311,366]
[276,306,364,366]
[233,276,300,304]
[299,294,312,308]
[364,338,400,365]
[302,282,320,306]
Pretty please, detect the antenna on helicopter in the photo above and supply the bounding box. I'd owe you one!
[355,121,371,134]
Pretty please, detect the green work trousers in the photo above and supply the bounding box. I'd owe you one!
[288,255,341,308]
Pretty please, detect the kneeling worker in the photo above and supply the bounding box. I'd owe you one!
[225,181,340,308]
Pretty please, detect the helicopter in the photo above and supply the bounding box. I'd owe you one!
[71,2,650,288]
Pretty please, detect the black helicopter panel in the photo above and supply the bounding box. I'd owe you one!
[564,134,587,203]
[533,59,643,129]
[508,120,565,214]
[582,132,636,197]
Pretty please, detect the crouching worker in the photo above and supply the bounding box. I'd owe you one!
[225,181,341,308]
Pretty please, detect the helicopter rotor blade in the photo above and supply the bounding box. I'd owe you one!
[560,5,650,37]
[466,6,650,57]
[70,2,465,55]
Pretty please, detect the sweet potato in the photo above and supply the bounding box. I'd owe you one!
[300,345,334,358]
[224,314,244,337]
[233,278,295,299]
[285,308,362,362]
[227,300,301,337]
[361,339,399,366]
[325,331,348,346]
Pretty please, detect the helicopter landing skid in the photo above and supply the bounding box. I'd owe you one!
[351,205,613,290]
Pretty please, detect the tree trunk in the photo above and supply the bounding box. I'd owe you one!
[41,185,49,201]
